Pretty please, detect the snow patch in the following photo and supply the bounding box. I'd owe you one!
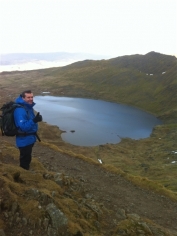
[98,159,103,164]
[172,151,177,154]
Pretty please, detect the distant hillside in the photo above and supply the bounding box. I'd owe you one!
[0,52,107,65]
[45,51,176,118]
[0,51,176,121]
[0,52,108,72]
[109,51,176,74]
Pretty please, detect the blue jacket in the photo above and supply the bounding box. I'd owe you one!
[14,96,38,147]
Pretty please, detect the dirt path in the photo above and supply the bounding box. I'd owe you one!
[31,142,177,234]
[2,137,177,234]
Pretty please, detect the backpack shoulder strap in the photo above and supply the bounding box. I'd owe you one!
[13,104,29,117]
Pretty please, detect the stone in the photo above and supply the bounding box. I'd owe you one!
[127,213,140,221]
[46,203,68,229]
[43,218,49,231]
[16,216,21,223]
[3,212,8,218]
[139,222,152,234]
[47,226,57,236]
[43,173,53,180]
[116,208,126,220]
[28,188,40,198]
[51,191,56,197]
[54,173,63,186]
[22,217,28,226]
[11,201,19,215]
[0,229,6,236]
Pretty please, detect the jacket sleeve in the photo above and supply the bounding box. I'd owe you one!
[14,107,38,133]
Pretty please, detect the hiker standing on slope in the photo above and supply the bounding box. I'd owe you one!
[14,90,42,170]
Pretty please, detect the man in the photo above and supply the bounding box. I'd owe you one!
[14,90,42,170]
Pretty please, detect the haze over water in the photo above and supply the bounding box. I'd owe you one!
[34,96,162,146]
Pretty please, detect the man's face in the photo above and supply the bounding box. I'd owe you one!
[23,93,34,104]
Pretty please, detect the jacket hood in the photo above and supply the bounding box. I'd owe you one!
[15,95,36,108]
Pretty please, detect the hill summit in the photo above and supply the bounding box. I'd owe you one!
[108,51,176,74]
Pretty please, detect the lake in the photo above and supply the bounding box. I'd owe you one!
[34,96,162,146]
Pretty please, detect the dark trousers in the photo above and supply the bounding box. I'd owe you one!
[19,143,34,170]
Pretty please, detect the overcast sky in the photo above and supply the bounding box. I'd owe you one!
[0,0,177,58]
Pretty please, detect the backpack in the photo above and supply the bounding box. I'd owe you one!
[0,101,41,141]
[0,101,26,136]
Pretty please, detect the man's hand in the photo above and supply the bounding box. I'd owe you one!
[33,112,43,123]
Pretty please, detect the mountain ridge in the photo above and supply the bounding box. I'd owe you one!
[0,51,177,235]
[46,51,176,118]
[65,51,176,74]
[0,51,176,117]
[108,51,177,74]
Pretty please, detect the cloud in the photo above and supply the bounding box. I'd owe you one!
[0,0,177,57]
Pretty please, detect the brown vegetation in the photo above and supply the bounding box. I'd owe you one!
[0,52,177,235]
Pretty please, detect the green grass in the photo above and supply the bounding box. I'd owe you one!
[0,52,177,194]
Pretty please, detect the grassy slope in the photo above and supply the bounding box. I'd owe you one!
[20,51,176,118]
[0,51,177,193]
[1,52,176,117]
